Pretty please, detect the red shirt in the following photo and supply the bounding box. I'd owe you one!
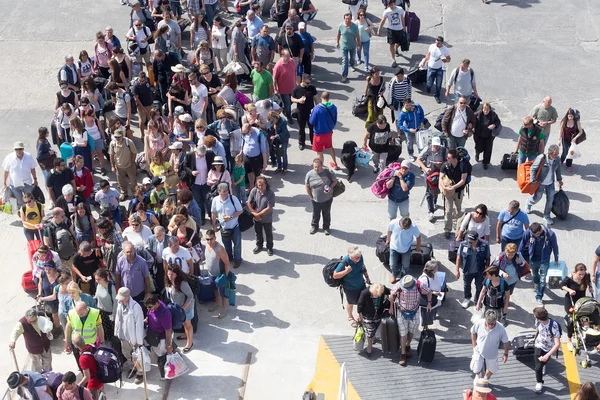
[79,345,104,390]
[465,390,497,400]
[273,59,297,95]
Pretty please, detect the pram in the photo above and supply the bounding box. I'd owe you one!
[567,296,600,368]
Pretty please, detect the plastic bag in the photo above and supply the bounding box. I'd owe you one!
[416,129,431,151]
[470,309,484,325]
[164,353,189,379]
[565,142,581,160]
[353,324,365,351]
[133,346,151,373]
[551,189,570,220]
[355,149,372,168]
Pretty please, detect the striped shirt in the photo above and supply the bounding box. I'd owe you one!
[388,77,412,107]
[391,281,429,311]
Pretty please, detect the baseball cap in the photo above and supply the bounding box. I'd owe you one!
[298,22,306,30]
[152,176,165,187]
[142,177,152,185]
[401,160,411,168]
[116,287,131,301]
[432,137,441,146]
[173,106,185,116]
[169,142,183,150]
[179,113,193,123]
[466,230,479,243]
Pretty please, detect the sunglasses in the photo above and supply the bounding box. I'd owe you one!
[458,102,467,105]
[475,210,484,216]
[206,237,215,241]
[131,223,140,227]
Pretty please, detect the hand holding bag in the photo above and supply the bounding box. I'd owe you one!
[164,353,189,379]
[353,323,365,351]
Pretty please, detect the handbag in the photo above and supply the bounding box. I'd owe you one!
[325,169,345,197]
[37,153,56,171]
[187,231,204,263]
[575,128,586,144]
[145,329,161,347]
[206,170,224,202]
[419,277,438,308]
[229,194,254,232]
[342,0,359,5]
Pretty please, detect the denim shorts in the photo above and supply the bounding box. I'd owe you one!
[184,304,195,321]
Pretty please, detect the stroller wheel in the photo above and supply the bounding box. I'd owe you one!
[580,360,588,369]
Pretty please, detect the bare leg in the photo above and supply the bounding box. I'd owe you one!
[389,44,395,62]
[183,321,193,349]
[367,337,373,353]
[400,335,407,354]
[346,304,354,320]
[328,147,337,165]
[317,151,324,163]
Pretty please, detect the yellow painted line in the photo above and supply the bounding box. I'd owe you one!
[306,336,361,400]
[562,343,581,399]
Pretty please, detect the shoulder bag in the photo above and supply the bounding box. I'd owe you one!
[326,169,345,197]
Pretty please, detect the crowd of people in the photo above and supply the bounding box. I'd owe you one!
[1,0,599,398]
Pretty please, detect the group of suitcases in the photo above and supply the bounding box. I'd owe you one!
[379,309,436,363]
[375,237,434,269]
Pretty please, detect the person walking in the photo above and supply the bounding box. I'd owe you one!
[336,13,360,83]
[64,302,104,366]
[470,310,509,382]
[356,283,390,358]
[439,149,469,238]
[441,95,476,150]
[385,160,415,219]
[419,36,451,104]
[514,116,545,166]
[2,141,38,208]
[526,144,563,225]
[305,158,338,235]
[455,231,491,309]
[532,306,561,394]
[398,99,425,160]
[247,176,276,256]
[9,308,53,372]
[496,200,529,251]
[354,10,373,72]
[164,264,195,353]
[114,287,145,384]
[363,114,392,174]
[386,217,421,283]
[273,49,297,120]
[530,95,558,142]
[445,58,478,105]
[115,241,152,303]
[309,91,339,169]
[377,0,405,68]
[558,108,585,172]
[474,102,501,170]
[143,294,176,380]
[109,129,138,201]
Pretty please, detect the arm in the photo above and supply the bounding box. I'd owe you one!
[332,265,352,279]
[455,253,462,279]
[305,184,313,201]
[475,286,486,310]
[471,332,477,348]
[377,17,386,36]
[187,257,194,276]
[79,369,91,387]
[115,274,122,290]
[495,220,502,243]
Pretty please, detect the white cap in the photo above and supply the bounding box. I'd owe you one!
[142,177,152,185]
[179,113,193,123]
[298,22,306,30]
[431,137,441,146]
[401,160,411,168]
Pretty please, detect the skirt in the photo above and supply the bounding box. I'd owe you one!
[362,316,382,339]
[100,309,115,341]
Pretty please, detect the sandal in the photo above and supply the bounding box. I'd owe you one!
[218,310,229,319]
[348,318,358,328]
[208,305,220,312]
[176,335,187,341]
[183,344,194,354]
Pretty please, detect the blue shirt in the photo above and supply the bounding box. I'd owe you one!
[211,195,242,230]
[299,31,314,53]
[498,209,529,240]
[388,170,415,203]
[246,17,264,41]
[335,255,366,291]
[387,221,420,253]
[242,128,267,157]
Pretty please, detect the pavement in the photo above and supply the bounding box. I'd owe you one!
[1,0,600,399]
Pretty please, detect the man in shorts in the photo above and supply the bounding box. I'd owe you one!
[377,0,406,68]
[470,310,509,382]
[309,91,339,169]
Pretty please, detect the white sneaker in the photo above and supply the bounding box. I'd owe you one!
[535,382,543,394]
[536,299,544,306]
[461,299,471,309]
[428,212,435,222]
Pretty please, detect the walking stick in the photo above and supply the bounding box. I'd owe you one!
[9,348,19,372]
[140,347,149,400]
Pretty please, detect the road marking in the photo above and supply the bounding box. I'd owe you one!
[561,343,581,399]
[306,336,361,399]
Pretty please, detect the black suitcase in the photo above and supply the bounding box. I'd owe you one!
[375,237,390,266]
[511,330,536,358]
[407,66,427,85]
[501,153,518,170]
[417,326,436,363]
[448,232,459,263]
[410,243,433,266]
[380,312,400,354]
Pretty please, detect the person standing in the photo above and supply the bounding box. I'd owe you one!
[297,22,314,79]
[3,141,38,208]
[211,183,244,268]
[46,157,76,206]
[558,108,585,172]
[305,158,338,235]
[332,246,371,328]
[445,58,478,105]
[526,144,563,225]
[114,287,145,384]
[530,95,558,142]
[441,95,477,150]
[495,200,530,251]
[473,102,501,169]
[518,223,559,306]
[470,310,509,383]
[363,114,392,174]
[9,308,53,372]
[273,49,297,120]
[386,217,421,283]
[514,116,545,166]
[64,302,104,366]
[377,0,405,68]
[143,294,175,380]
[387,67,412,124]
[182,145,213,224]
[204,229,231,319]
[385,160,415,219]
[309,91,339,169]
[43,208,78,273]
[439,149,469,238]
[109,129,138,201]
[131,71,154,138]
[247,176,276,256]
[336,13,360,83]
[115,241,152,304]
[71,333,104,399]
[419,36,451,104]
[251,25,277,70]
[292,74,318,150]
[455,231,491,309]
[560,263,593,351]
[250,61,274,101]
[416,137,447,222]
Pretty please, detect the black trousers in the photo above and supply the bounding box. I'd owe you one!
[298,112,314,145]
[475,135,494,165]
[311,198,332,230]
[534,347,549,383]
[254,221,273,250]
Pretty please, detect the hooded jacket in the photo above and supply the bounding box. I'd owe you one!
[309,102,337,135]
[518,226,559,264]
[398,103,425,134]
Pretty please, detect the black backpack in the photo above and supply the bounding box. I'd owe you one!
[323,258,348,308]
[434,111,445,132]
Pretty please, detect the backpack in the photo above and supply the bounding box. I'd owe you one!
[484,278,506,309]
[425,171,440,192]
[83,346,123,385]
[434,111,445,132]
[453,67,474,84]
[370,161,402,199]
[186,273,200,298]
[457,146,472,185]
[166,301,186,329]
[323,258,348,308]
[60,385,85,399]
[41,371,63,398]
[48,221,77,259]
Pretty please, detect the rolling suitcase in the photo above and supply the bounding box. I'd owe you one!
[501,153,518,170]
[410,243,433,266]
[417,323,436,363]
[380,311,400,354]
[511,330,536,358]
[28,239,42,269]
[407,65,427,85]
[22,270,37,292]
[448,233,459,263]
[375,237,390,266]
[405,11,421,42]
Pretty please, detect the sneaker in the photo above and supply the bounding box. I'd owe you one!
[365,66,370,73]
[566,342,574,352]
[435,96,442,104]
[357,60,363,65]
[535,382,543,394]
[267,249,273,256]
[299,143,305,151]
[399,354,407,366]
[329,162,341,170]
[461,299,471,309]
[444,231,451,239]
[428,212,435,222]
[341,77,349,83]
[536,299,544,306]
[324,229,331,236]
[233,261,242,269]
[545,217,554,225]
[526,206,532,214]
[373,167,380,174]
[310,227,317,235]
[134,375,143,385]
[501,315,508,327]
[391,61,398,68]
[253,246,263,254]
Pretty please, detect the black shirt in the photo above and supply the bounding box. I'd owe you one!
[73,252,102,277]
[366,122,391,154]
[291,84,317,115]
[55,194,84,219]
[200,73,222,94]
[440,160,466,192]
[47,169,75,200]
[131,80,154,106]
[277,33,303,58]
[560,275,590,313]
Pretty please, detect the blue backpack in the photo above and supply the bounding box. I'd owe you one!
[167,302,186,330]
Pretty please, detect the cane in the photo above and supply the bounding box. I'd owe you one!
[140,347,149,400]
[10,348,19,372]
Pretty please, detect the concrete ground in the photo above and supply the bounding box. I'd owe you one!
[0,0,599,398]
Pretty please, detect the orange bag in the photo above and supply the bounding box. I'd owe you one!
[517,156,544,195]
[147,65,155,86]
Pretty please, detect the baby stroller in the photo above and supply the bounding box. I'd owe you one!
[568,296,600,368]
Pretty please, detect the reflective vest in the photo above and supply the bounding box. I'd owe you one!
[68,307,100,345]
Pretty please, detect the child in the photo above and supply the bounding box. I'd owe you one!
[40,273,73,335]
[95,179,121,225]
[475,266,511,326]
[149,176,169,213]
[533,306,561,394]
[233,153,247,204]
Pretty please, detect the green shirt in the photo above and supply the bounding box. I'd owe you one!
[149,187,169,211]
[338,23,359,50]
[250,69,273,100]
[518,128,546,155]
[233,164,246,187]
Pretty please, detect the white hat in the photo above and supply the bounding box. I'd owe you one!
[298,22,306,29]
[169,142,183,150]
[179,113,193,123]
[401,160,411,168]
[13,141,25,149]
[473,379,492,394]
[116,287,131,301]
[171,64,186,73]
[212,156,225,165]
[431,137,441,146]
[142,177,152,185]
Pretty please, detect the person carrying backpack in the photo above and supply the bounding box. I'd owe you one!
[532,306,561,394]
[43,207,79,272]
[439,149,469,239]
[56,371,94,400]
[445,58,478,105]
[332,246,372,328]
[6,370,53,400]
[475,266,511,326]
[70,334,104,399]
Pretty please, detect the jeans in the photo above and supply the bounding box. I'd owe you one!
[221,224,242,263]
[463,271,483,301]
[534,348,549,383]
[444,191,463,233]
[518,152,538,166]
[530,260,548,300]
[527,183,555,218]
[357,40,371,69]
[234,184,247,204]
[560,138,573,167]
[426,67,444,98]
[501,236,522,252]
[280,94,292,120]
[594,271,600,302]
[221,138,233,171]
[204,2,218,26]
[170,1,183,17]
[41,169,51,182]
[454,93,472,105]
[24,228,42,242]
[341,48,356,78]
[191,183,209,221]
[405,130,416,156]
[447,135,467,151]
[254,221,273,250]
[390,249,411,279]
[7,184,33,208]
[387,198,410,219]
[311,198,332,230]
[298,113,314,145]
[276,138,289,170]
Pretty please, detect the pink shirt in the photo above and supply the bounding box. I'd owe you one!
[273,59,297,95]
[194,155,208,185]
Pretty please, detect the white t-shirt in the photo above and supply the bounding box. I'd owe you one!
[460,214,490,240]
[77,59,94,78]
[451,108,468,138]
[72,130,88,146]
[2,152,37,187]
[127,27,151,49]
[190,83,209,114]
[162,247,192,273]
[123,225,153,248]
[383,7,404,31]
[427,43,450,70]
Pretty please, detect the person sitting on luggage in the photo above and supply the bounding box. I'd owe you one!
[418,260,444,326]
[463,378,497,400]
[356,283,391,358]
[416,136,447,222]
[455,231,491,310]
[560,263,593,352]
[386,216,421,283]
[56,371,94,400]
[332,246,372,328]
[6,370,53,400]
[456,204,491,243]
[470,310,509,384]
[532,306,561,394]
[71,333,104,399]
[495,200,529,251]
[475,266,511,326]
[397,99,425,160]
[390,275,431,367]
[491,243,526,295]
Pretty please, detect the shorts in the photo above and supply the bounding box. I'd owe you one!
[397,309,421,336]
[94,138,105,151]
[117,116,130,130]
[296,62,304,77]
[138,105,152,127]
[344,288,364,305]
[387,29,403,45]
[470,348,499,374]
[244,154,263,176]
[184,304,195,321]
[312,133,333,153]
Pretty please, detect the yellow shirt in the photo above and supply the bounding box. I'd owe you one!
[149,161,171,178]
[22,201,44,229]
